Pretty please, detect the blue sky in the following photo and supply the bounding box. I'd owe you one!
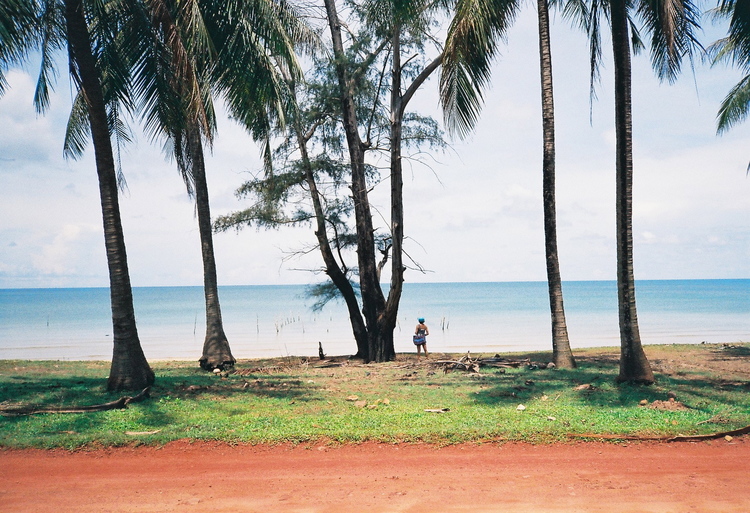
[1,8,749,288]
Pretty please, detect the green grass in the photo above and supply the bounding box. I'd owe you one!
[1,343,749,449]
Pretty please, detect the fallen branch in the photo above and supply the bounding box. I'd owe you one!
[433,353,481,373]
[477,358,527,368]
[666,424,750,442]
[431,355,552,371]
[0,387,150,417]
[570,424,750,443]
[434,360,480,373]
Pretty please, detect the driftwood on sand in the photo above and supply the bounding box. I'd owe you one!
[432,353,554,374]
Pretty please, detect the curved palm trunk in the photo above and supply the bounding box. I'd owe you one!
[64,0,154,391]
[186,124,235,371]
[536,0,575,368]
[610,0,654,384]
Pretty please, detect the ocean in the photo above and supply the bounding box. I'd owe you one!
[0,280,748,361]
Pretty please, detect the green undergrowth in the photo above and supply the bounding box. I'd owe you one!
[1,343,749,449]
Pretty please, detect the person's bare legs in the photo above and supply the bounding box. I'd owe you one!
[423,343,428,358]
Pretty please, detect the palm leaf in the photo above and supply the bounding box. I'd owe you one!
[636,0,702,83]
[63,89,91,159]
[717,73,750,133]
[0,0,45,95]
[440,0,520,138]
[33,0,66,113]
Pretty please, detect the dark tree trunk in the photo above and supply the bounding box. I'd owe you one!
[377,23,406,363]
[536,0,576,369]
[610,0,654,384]
[64,0,154,391]
[186,124,236,371]
[324,0,388,362]
[292,114,369,357]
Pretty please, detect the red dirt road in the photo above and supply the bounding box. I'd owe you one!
[2,439,749,512]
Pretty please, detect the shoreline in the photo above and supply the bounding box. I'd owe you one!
[1,341,747,363]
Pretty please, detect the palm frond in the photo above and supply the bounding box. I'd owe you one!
[711,0,750,69]
[717,73,750,133]
[560,0,590,31]
[637,0,703,83]
[630,14,645,55]
[440,0,520,138]
[0,0,45,95]
[586,0,605,110]
[63,89,91,159]
[33,0,66,113]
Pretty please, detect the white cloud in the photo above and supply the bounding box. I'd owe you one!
[31,223,99,275]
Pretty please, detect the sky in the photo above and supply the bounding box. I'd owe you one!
[1,8,749,289]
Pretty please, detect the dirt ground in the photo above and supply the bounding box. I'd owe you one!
[2,438,750,513]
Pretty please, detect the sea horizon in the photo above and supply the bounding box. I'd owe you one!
[1,279,748,361]
[3,277,749,290]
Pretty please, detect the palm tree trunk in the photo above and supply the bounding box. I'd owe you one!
[64,0,154,391]
[610,0,654,384]
[537,0,575,368]
[186,123,235,371]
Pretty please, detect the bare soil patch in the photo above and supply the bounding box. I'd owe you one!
[2,438,750,512]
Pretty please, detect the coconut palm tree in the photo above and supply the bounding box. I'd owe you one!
[440,0,579,368]
[586,0,701,383]
[537,0,580,368]
[710,0,750,133]
[1,0,154,391]
[128,0,307,370]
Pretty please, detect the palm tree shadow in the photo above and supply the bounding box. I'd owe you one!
[158,371,323,403]
[708,344,750,361]
[471,352,717,409]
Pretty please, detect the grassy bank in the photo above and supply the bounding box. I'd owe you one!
[1,343,749,449]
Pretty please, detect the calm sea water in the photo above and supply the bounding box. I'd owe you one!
[0,280,747,361]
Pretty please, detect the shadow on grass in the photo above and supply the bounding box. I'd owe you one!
[708,344,750,362]
[0,375,112,407]
[0,365,324,415]
[154,369,324,404]
[471,355,748,414]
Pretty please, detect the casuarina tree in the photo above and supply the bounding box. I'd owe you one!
[217,0,446,362]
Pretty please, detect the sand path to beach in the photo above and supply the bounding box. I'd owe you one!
[2,438,749,512]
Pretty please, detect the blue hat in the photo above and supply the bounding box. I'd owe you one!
[418,317,425,323]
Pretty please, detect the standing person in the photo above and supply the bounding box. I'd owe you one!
[413,317,429,358]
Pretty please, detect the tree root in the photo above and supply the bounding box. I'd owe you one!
[0,387,150,417]
[571,424,750,443]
